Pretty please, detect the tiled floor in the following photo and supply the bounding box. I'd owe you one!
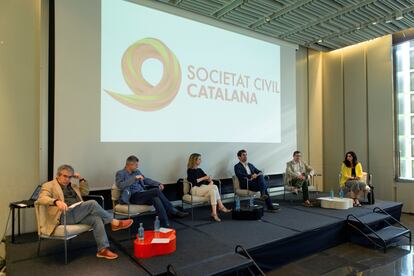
[268,213,414,276]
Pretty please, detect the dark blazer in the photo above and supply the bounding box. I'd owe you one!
[234,162,262,186]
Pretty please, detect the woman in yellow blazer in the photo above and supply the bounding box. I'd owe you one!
[340,151,367,207]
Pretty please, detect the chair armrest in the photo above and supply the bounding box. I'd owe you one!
[214,179,222,194]
[244,177,250,191]
[63,210,68,238]
[188,181,193,202]
[83,195,105,209]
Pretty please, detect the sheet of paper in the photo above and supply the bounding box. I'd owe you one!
[159,227,173,233]
[151,238,170,244]
[69,201,83,209]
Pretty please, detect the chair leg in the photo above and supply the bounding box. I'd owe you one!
[37,237,41,256]
[64,239,68,264]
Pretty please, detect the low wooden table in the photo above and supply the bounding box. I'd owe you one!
[134,229,176,258]
[317,197,354,210]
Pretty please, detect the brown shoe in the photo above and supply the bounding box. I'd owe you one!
[302,200,313,207]
[211,214,221,222]
[96,248,118,260]
[259,195,269,201]
[111,219,133,232]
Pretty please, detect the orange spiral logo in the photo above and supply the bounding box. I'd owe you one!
[105,38,181,111]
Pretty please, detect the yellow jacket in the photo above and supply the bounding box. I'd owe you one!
[340,162,363,187]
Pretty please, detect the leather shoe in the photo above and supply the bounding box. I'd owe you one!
[267,205,280,212]
[96,248,118,260]
[259,195,269,201]
[111,219,133,231]
[174,210,189,218]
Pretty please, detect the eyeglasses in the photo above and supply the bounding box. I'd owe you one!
[61,174,73,179]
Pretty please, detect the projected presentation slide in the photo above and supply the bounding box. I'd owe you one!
[101,0,281,143]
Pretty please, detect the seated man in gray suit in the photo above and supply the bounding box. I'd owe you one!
[116,155,189,228]
[286,151,315,207]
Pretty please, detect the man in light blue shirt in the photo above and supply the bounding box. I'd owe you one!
[116,155,189,227]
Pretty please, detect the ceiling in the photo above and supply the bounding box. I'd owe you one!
[154,0,414,51]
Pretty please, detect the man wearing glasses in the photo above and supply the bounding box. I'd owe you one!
[285,151,315,207]
[37,164,133,260]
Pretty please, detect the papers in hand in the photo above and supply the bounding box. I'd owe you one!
[151,238,170,244]
[69,201,83,209]
[159,227,173,233]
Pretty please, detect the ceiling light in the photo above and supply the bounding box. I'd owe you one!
[265,17,270,22]
[318,39,322,43]
[356,26,361,30]
[396,15,404,20]
[372,22,377,25]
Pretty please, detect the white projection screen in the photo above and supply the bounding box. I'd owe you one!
[54,0,298,189]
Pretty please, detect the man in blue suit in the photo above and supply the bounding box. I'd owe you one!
[116,155,189,227]
[234,149,279,211]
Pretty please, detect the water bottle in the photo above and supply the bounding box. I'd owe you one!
[138,223,144,241]
[235,195,240,211]
[154,216,160,232]
[339,188,344,199]
[249,195,254,208]
[329,188,334,199]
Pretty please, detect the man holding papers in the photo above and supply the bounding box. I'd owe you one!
[37,164,133,260]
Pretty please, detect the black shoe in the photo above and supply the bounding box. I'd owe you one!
[174,210,189,218]
[267,205,280,212]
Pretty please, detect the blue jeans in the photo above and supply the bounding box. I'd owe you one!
[130,188,178,227]
[61,200,112,251]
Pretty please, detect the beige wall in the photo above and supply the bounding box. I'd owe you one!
[0,0,43,236]
[296,47,324,190]
[302,35,409,212]
[321,36,406,209]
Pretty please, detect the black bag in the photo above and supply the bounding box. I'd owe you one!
[367,184,375,205]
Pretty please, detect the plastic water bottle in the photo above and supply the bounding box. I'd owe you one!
[235,195,240,211]
[339,188,344,199]
[249,195,254,208]
[154,216,160,232]
[138,223,144,241]
[329,188,334,199]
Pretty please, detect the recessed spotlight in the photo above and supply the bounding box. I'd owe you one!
[318,39,323,43]
[265,17,270,22]
[396,15,404,20]
[386,19,392,23]
[356,26,361,30]
[372,22,377,25]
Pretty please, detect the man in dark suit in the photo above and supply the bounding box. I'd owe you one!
[234,149,279,211]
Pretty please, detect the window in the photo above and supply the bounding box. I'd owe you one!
[395,40,414,180]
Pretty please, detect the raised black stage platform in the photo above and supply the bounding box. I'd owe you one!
[108,196,404,276]
[5,195,404,276]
